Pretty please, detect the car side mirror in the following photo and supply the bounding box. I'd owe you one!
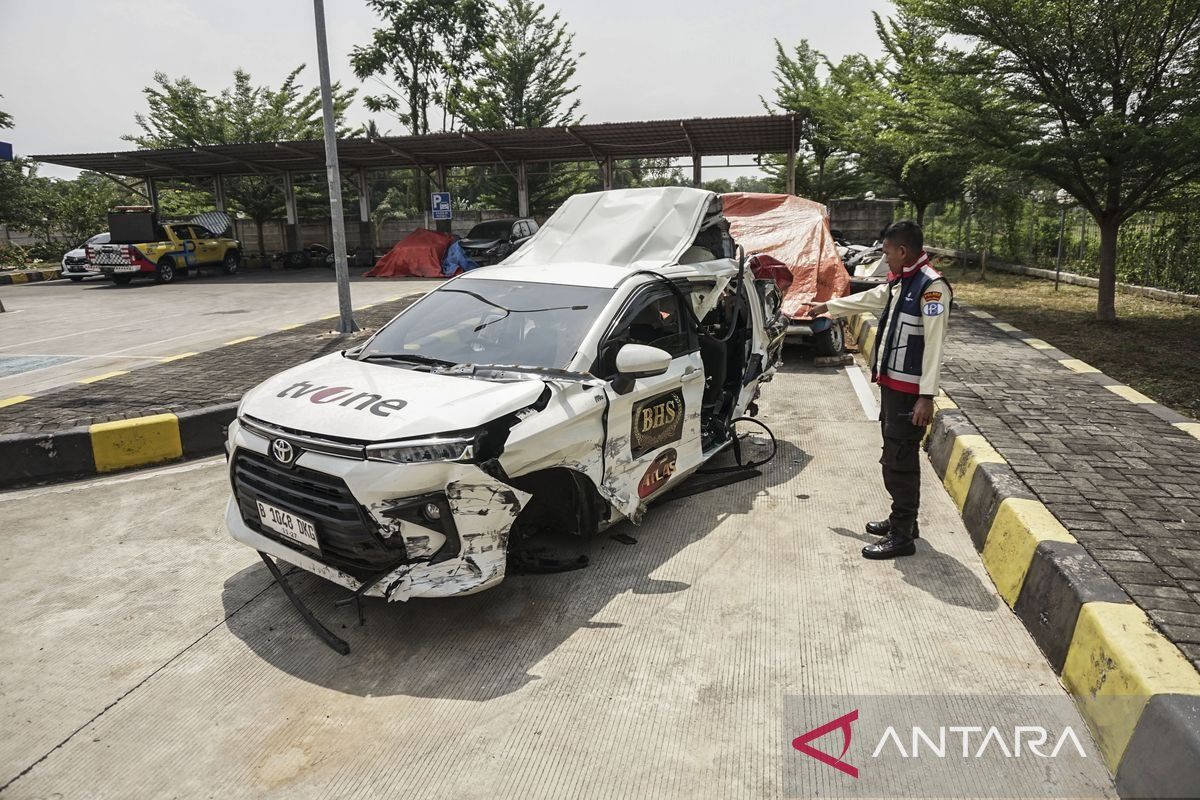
[611,343,671,394]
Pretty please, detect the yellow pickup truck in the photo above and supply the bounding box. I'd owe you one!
[87,207,242,285]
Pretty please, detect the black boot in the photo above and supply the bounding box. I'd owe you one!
[864,519,920,539]
[862,523,917,559]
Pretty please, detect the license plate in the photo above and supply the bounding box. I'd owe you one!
[256,500,319,551]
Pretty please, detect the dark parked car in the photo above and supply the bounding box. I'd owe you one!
[459,218,538,266]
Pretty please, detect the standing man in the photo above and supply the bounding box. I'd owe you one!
[806,220,951,559]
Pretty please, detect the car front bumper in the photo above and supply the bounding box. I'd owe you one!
[225,417,531,602]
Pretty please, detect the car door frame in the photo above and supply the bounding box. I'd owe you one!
[592,279,705,517]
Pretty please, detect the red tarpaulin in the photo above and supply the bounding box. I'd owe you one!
[721,192,849,320]
[365,228,454,278]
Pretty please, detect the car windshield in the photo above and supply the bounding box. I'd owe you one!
[465,221,514,240]
[362,279,613,371]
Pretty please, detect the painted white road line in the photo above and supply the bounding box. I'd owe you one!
[845,364,879,421]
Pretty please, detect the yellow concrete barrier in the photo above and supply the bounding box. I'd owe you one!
[1062,602,1200,772]
[981,498,1075,607]
[942,434,1005,511]
[90,413,183,473]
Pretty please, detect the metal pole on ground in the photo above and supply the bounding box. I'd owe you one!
[312,0,357,334]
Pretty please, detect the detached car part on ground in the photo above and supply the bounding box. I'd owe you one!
[87,208,241,285]
[224,187,786,651]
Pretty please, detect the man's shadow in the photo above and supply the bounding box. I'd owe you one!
[828,526,1000,612]
[221,438,812,701]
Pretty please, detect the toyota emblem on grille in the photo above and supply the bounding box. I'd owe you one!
[271,438,296,465]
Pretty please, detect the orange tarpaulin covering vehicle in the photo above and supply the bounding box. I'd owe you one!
[721,192,849,319]
[365,228,454,278]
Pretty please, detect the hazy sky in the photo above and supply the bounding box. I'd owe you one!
[2,0,888,179]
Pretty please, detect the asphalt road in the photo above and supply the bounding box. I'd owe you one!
[0,352,1118,799]
[0,270,440,397]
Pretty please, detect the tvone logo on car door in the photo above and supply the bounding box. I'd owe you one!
[630,389,684,458]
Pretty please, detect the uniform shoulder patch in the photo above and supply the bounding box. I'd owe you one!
[923,301,945,316]
[923,291,942,302]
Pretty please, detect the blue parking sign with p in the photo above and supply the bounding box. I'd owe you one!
[431,191,452,221]
[0,142,13,162]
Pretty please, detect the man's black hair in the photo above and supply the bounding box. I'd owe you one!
[881,220,923,254]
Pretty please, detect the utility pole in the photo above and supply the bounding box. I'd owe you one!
[312,0,357,334]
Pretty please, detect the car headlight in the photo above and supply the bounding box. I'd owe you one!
[366,434,475,464]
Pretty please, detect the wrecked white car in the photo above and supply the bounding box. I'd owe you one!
[224,187,785,647]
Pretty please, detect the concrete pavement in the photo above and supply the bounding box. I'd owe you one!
[0,271,440,397]
[0,353,1116,798]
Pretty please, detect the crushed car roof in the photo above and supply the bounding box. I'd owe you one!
[500,187,721,271]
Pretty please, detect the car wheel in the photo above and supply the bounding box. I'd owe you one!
[111,274,134,285]
[812,320,845,357]
[222,250,240,274]
[155,257,177,284]
[68,276,84,282]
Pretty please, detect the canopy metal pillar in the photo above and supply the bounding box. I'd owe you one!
[212,174,227,213]
[785,145,797,196]
[602,157,614,191]
[145,177,159,210]
[356,167,372,258]
[692,157,702,188]
[282,171,299,252]
[517,161,529,218]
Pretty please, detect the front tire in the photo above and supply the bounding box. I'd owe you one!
[68,276,84,283]
[812,319,845,357]
[221,250,240,274]
[155,257,177,284]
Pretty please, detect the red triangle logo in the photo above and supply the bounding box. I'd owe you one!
[792,709,859,778]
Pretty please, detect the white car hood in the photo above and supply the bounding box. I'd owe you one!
[241,352,546,442]
[502,186,717,269]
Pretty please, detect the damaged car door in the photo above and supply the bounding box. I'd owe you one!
[595,282,704,517]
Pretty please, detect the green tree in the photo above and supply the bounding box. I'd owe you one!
[54,172,135,246]
[125,67,357,254]
[899,0,1200,321]
[352,0,493,136]
[962,163,1027,279]
[832,14,967,225]
[456,0,587,215]
[0,94,12,130]
[763,41,864,202]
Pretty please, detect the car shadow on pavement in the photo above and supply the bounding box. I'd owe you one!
[827,526,1000,612]
[221,438,812,700]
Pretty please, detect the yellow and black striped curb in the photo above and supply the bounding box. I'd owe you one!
[0,266,63,286]
[851,309,1200,797]
[0,403,237,488]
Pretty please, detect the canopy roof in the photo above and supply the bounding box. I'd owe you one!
[32,114,800,180]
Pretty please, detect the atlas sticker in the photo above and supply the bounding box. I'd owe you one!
[922,291,941,302]
[630,389,684,458]
[922,301,944,317]
[637,448,678,498]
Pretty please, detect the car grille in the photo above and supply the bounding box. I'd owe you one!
[232,449,407,578]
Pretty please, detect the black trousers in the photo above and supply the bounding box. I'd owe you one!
[878,386,925,529]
